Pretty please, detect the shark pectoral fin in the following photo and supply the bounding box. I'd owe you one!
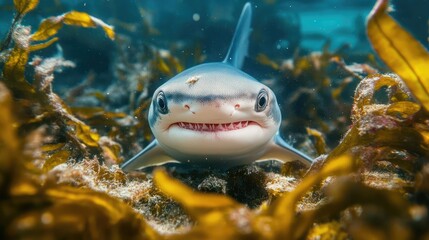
[223,2,252,69]
[256,133,313,166]
[121,140,179,171]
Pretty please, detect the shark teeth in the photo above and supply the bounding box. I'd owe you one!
[175,121,252,132]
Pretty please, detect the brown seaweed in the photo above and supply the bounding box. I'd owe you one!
[2,0,429,239]
[0,82,157,239]
[367,0,429,111]
[1,0,119,171]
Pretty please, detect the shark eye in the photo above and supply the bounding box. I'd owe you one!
[255,89,269,112]
[156,91,168,114]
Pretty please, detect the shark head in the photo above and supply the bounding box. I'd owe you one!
[148,62,281,163]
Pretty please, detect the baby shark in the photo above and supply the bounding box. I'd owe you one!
[121,2,313,171]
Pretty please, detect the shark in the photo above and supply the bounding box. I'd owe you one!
[121,2,313,171]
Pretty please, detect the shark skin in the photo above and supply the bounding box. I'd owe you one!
[121,2,313,171]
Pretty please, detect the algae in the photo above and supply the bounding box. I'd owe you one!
[1,0,429,239]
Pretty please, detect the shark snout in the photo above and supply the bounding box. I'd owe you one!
[180,101,251,120]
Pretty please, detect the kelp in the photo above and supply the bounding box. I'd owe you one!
[13,0,39,14]
[150,155,355,240]
[317,73,428,182]
[256,40,376,151]
[151,151,421,240]
[306,127,328,155]
[2,0,429,239]
[0,83,20,198]
[31,11,115,42]
[0,82,157,240]
[367,0,429,111]
[2,1,114,97]
[0,0,119,171]
[0,0,38,51]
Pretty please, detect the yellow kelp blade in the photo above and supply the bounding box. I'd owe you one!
[29,37,58,52]
[153,169,240,219]
[64,11,115,40]
[0,83,20,194]
[2,45,36,97]
[306,127,328,155]
[62,11,96,27]
[31,11,115,42]
[367,0,429,110]
[30,17,64,41]
[42,149,70,172]
[7,183,159,239]
[72,121,101,148]
[13,0,39,15]
[269,154,355,238]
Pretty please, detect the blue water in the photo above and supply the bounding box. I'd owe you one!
[1,0,428,90]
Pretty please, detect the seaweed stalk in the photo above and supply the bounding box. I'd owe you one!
[0,12,22,52]
[0,0,39,51]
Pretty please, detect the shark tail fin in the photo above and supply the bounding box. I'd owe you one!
[223,2,252,69]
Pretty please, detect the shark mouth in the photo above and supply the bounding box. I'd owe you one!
[174,121,256,132]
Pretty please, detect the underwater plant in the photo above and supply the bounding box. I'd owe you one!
[2,0,429,239]
[0,0,123,170]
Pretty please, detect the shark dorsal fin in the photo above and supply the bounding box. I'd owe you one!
[223,2,252,69]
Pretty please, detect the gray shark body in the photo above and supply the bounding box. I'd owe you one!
[121,3,313,171]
